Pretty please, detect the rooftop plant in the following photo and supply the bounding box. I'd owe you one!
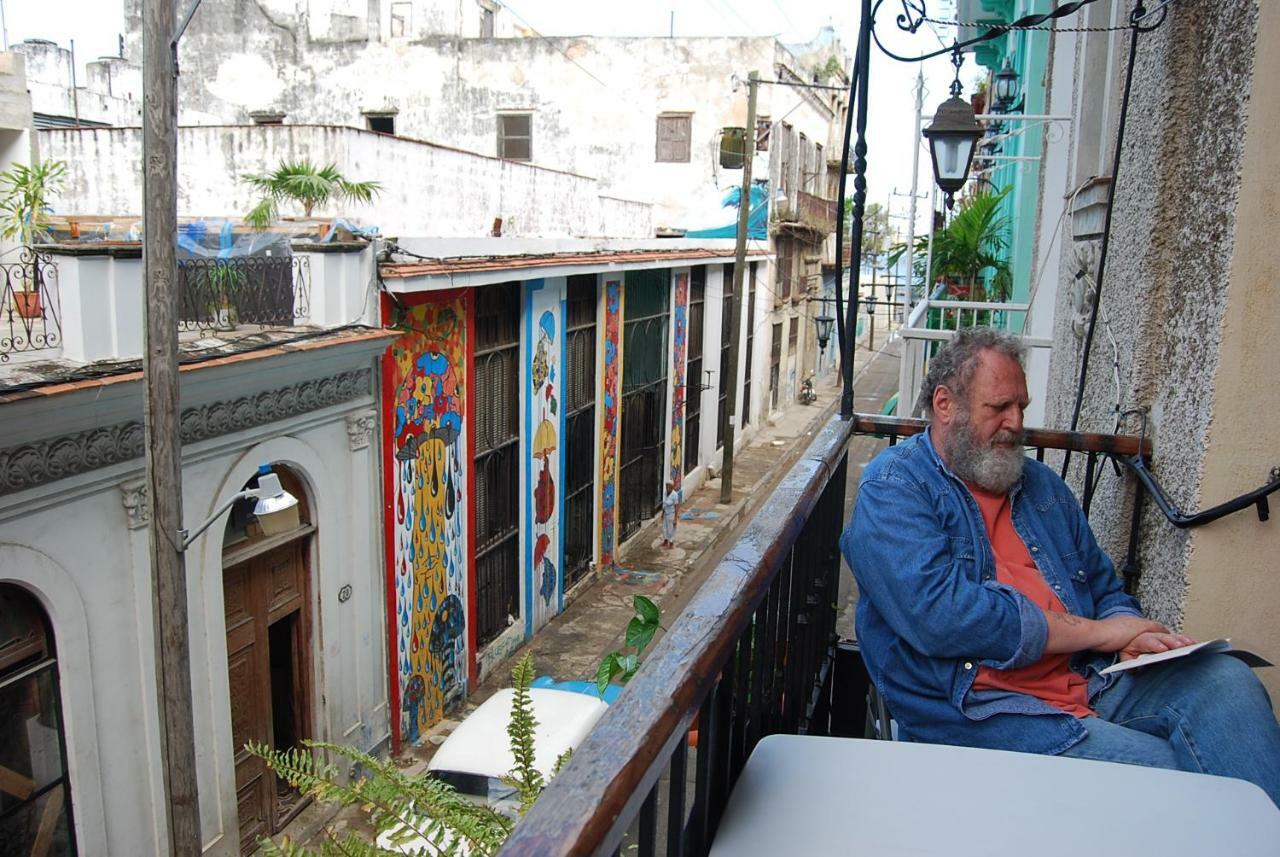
[241,160,382,230]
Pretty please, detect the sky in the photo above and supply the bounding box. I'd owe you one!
[0,0,975,241]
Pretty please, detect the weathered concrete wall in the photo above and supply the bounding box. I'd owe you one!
[115,0,841,232]
[11,40,139,126]
[39,124,653,238]
[1045,0,1268,680]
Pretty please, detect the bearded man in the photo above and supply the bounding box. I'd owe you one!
[842,328,1280,806]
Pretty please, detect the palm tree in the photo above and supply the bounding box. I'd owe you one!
[241,160,382,230]
[889,188,1013,302]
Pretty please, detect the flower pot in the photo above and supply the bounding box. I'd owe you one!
[14,290,41,319]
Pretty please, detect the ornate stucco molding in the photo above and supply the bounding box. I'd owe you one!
[0,369,371,496]
[119,478,150,529]
[345,409,377,451]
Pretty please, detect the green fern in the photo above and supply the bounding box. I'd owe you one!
[501,652,544,816]
[248,740,511,856]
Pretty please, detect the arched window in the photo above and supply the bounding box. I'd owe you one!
[0,584,76,854]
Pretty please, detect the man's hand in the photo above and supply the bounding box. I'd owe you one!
[1044,611,1169,655]
[1091,615,1172,653]
[1118,630,1197,661]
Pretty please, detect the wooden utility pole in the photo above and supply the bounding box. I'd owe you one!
[143,0,202,852]
[719,70,758,505]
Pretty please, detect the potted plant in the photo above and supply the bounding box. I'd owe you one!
[240,160,381,231]
[0,159,67,319]
[205,261,246,331]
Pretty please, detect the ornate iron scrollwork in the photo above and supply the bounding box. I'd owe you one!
[895,0,928,34]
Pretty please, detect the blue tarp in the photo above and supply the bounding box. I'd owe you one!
[686,182,769,240]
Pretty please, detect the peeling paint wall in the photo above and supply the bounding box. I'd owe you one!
[1044,0,1276,699]
[39,125,652,238]
[114,1,841,232]
[10,41,140,126]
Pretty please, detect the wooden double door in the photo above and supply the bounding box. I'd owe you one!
[223,540,312,853]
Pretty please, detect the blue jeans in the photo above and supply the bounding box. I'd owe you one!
[1059,652,1280,807]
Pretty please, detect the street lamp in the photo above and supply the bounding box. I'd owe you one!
[993,58,1021,112]
[923,95,984,210]
[813,314,835,352]
[179,464,300,549]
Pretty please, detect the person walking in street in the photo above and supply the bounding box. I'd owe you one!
[662,482,679,548]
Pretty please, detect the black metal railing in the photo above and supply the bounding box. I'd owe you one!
[0,251,59,363]
[176,255,309,335]
[499,414,1153,857]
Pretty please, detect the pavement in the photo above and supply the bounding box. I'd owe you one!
[285,317,903,850]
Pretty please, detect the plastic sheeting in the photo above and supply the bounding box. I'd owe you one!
[686,181,769,240]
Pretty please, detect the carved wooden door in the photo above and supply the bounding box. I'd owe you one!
[223,540,309,853]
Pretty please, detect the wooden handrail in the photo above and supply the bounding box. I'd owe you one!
[851,414,1153,458]
[499,416,856,856]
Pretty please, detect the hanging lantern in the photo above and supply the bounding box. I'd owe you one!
[923,96,984,209]
[993,58,1021,113]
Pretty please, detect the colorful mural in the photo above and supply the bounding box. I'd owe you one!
[598,279,622,568]
[669,271,689,491]
[386,296,469,745]
[527,279,564,636]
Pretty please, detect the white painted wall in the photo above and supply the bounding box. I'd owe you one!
[109,4,844,233]
[0,342,389,856]
[39,125,653,239]
[10,41,140,126]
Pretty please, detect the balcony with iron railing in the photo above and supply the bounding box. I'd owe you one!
[773,192,837,238]
[176,255,311,337]
[0,250,60,364]
[0,242,374,372]
[495,409,1279,855]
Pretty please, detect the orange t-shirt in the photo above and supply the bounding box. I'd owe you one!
[968,484,1094,718]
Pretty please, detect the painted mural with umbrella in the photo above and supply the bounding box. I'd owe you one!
[528,281,564,634]
[387,295,469,744]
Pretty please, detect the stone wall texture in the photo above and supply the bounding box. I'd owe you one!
[1046,1,1260,629]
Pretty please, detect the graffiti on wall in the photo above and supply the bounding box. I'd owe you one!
[598,279,622,568]
[388,297,468,745]
[669,271,689,490]
[527,280,563,635]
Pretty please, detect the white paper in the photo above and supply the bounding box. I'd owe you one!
[1100,638,1271,675]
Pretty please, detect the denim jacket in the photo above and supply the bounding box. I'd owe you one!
[840,429,1143,755]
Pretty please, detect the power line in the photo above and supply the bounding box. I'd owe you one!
[494,0,612,90]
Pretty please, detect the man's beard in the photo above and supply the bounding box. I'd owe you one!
[944,407,1026,493]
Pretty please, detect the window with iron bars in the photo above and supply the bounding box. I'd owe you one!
[769,321,782,412]
[685,267,706,474]
[563,275,597,591]
[474,282,521,647]
[742,262,756,426]
[717,263,735,451]
[776,238,794,303]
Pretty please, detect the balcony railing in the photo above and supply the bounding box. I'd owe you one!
[0,251,59,363]
[796,191,836,231]
[177,255,310,335]
[897,295,1052,418]
[499,414,1150,857]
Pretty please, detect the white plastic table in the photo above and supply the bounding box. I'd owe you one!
[709,735,1280,856]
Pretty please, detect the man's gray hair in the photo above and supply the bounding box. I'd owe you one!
[917,328,1027,417]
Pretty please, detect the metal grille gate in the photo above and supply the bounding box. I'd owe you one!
[684,267,706,475]
[717,263,734,450]
[563,275,597,590]
[742,262,756,425]
[474,282,521,647]
[619,269,670,544]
